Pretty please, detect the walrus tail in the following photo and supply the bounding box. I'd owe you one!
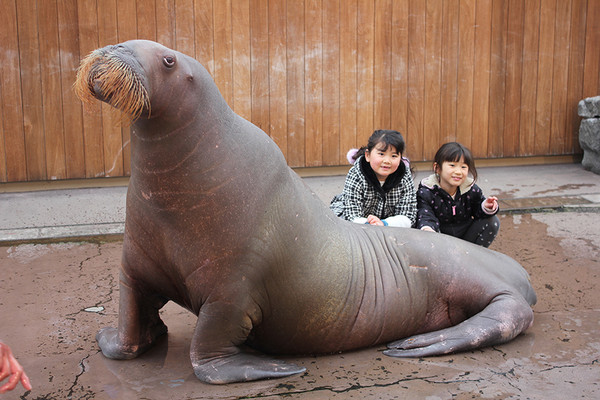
[74,49,150,122]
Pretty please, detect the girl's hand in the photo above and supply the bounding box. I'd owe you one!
[421,226,435,232]
[367,215,384,226]
[0,342,32,394]
[484,196,498,211]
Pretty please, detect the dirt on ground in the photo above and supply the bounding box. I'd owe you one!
[1,211,599,399]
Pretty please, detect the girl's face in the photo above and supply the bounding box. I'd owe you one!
[365,144,401,181]
[435,156,469,195]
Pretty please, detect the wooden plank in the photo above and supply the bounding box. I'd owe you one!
[268,0,287,157]
[322,0,341,165]
[503,0,524,157]
[339,0,358,162]
[550,0,572,154]
[487,0,507,158]
[440,0,459,145]
[175,0,195,56]
[305,0,323,167]
[583,0,600,97]
[250,0,269,135]
[391,0,409,155]
[0,0,27,182]
[214,0,233,106]
[194,0,214,74]
[534,0,556,155]
[137,0,157,41]
[423,0,442,161]
[156,0,176,48]
[565,0,587,153]
[232,0,251,120]
[407,0,426,160]
[519,0,540,156]
[17,0,47,180]
[471,0,492,158]
[373,0,392,131]
[38,0,67,180]
[98,0,123,177]
[117,0,138,176]
[78,0,105,178]
[456,0,476,149]
[356,0,374,147]
[286,0,306,167]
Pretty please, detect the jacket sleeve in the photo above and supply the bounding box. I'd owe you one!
[391,173,417,226]
[416,186,440,231]
[470,184,498,219]
[340,167,368,222]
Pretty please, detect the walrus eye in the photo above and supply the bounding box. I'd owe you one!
[163,56,176,68]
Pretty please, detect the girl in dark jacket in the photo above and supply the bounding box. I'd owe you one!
[416,142,499,247]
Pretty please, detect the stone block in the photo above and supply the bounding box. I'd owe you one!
[578,96,600,118]
[579,117,600,174]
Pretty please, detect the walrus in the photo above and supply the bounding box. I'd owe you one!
[74,40,537,385]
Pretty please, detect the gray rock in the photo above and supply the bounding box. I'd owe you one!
[578,96,600,118]
[579,117,600,174]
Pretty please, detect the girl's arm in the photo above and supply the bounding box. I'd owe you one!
[416,187,440,231]
[340,169,369,223]
[388,173,418,226]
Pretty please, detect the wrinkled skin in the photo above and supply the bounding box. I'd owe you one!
[77,40,537,385]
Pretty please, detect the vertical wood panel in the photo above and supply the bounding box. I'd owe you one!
[534,0,556,155]
[550,0,572,154]
[565,0,587,153]
[305,0,323,167]
[391,0,409,155]
[423,0,442,160]
[17,0,47,180]
[456,0,476,148]
[268,0,288,157]
[322,0,340,165]
[407,0,426,160]
[440,0,459,145]
[374,0,392,131]
[137,0,157,41]
[98,0,124,177]
[232,0,251,120]
[213,0,233,105]
[519,0,540,156]
[1,0,28,182]
[488,0,508,158]
[175,0,194,56]
[339,0,358,161]
[156,0,176,48]
[39,0,67,180]
[583,0,600,98]
[503,0,524,157]
[194,0,214,73]
[116,0,137,176]
[472,0,492,157]
[356,0,374,146]
[250,0,269,133]
[287,0,306,167]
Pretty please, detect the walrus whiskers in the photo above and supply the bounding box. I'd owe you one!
[74,51,150,122]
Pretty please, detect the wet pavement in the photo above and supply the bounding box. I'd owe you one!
[1,163,599,399]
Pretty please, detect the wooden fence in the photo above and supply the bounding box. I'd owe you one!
[1,0,599,183]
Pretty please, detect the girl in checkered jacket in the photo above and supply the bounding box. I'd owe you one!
[330,130,417,227]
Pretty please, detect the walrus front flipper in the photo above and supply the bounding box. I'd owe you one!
[97,271,168,359]
[384,293,534,357]
[190,302,306,384]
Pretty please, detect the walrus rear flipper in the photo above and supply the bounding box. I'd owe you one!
[383,293,534,357]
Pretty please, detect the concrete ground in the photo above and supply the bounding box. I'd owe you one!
[1,163,600,399]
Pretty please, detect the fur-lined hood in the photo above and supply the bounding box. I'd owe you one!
[420,173,475,195]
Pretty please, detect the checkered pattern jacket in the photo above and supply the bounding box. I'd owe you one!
[330,156,417,226]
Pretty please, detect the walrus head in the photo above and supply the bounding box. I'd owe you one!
[75,44,151,121]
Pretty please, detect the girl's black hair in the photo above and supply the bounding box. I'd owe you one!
[353,129,406,162]
[433,142,478,182]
